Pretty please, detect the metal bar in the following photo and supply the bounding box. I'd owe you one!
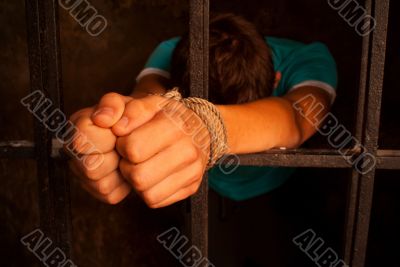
[376,150,400,169]
[238,152,355,168]
[0,139,67,159]
[25,0,72,256]
[343,0,373,262]
[343,170,361,264]
[0,141,35,158]
[4,139,400,170]
[189,0,209,259]
[354,2,372,142]
[351,1,390,266]
[377,156,400,169]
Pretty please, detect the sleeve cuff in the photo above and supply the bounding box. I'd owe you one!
[136,68,171,82]
[288,80,337,105]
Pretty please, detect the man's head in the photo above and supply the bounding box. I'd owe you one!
[171,13,275,104]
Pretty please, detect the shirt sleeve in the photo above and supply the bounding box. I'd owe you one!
[136,37,181,82]
[282,42,338,103]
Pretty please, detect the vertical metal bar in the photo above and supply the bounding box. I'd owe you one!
[25,0,72,256]
[343,171,361,264]
[189,0,209,258]
[343,0,373,262]
[351,1,390,266]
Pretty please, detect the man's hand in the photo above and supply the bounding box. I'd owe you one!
[115,95,210,208]
[68,93,132,204]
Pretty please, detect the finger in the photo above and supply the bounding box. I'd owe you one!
[112,95,182,137]
[92,92,131,128]
[119,139,200,191]
[69,115,116,154]
[116,111,184,163]
[82,170,126,196]
[69,107,94,124]
[80,176,132,205]
[139,160,203,207]
[69,151,120,180]
[148,181,201,209]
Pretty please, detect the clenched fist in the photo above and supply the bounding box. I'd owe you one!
[68,93,132,204]
[68,92,210,208]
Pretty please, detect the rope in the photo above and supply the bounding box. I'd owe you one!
[162,88,228,169]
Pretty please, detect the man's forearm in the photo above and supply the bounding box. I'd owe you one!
[216,97,303,154]
[216,86,331,155]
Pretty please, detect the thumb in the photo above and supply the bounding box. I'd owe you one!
[91,92,131,128]
[112,94,176,136]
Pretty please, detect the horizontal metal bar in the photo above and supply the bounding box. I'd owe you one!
[377,150,400,157]
[376,150,400,169]
[3,141,400,170]
[377,157,400,169]
[236,148,360,168]
[238,153,352,168]
[238,149,400,169]
[0,140,68,159]
[0,141,35,158]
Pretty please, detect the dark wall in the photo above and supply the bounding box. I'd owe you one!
[0,0,399,266]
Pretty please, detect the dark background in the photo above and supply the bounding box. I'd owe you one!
[0,0,399,266]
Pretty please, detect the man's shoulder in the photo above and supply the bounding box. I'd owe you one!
[265,36,330,56]
[265,36,333,66]
[265,36,305,49]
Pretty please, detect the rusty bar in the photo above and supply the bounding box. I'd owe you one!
[238,154,350,168]
[4,140,400,170]
[0,141,35,158]
[377,156,400,169]
[25,0,72,256]
[189,0,209,259]
[344,170,361,264]
[238,151,355,168]
[343,0,373,262]
[351,0,390,266]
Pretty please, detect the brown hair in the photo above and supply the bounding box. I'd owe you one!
[170,13,275,104]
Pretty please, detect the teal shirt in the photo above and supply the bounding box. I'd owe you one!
[138,36,338,201]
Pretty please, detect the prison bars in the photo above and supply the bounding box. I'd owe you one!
[24,0,72,257]
[0,0,394,266]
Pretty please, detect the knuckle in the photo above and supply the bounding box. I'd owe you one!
[142,190,159,207]
[102,92,121,102]
[147,203,160,209]
[126,136,142,163]
[127,99,146,116]
[185,145,199,163]
[188,172,202,186]
[189,184,200,196]
[96,180,113,196]
[193,160,205,175]
[84,169,99,180]
[104,194,120,205]
[71,127,89,153]
[126,147,141,163]
[74,117,89,133]
[127,98,142,107]
[82,154,103,171]
[69,107,92,123]
[130,165,147,191]
[80,155,102,179]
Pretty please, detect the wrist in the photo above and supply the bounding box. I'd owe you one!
[215,104,237,154]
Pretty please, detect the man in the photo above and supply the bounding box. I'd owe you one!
[69,13,337,207]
